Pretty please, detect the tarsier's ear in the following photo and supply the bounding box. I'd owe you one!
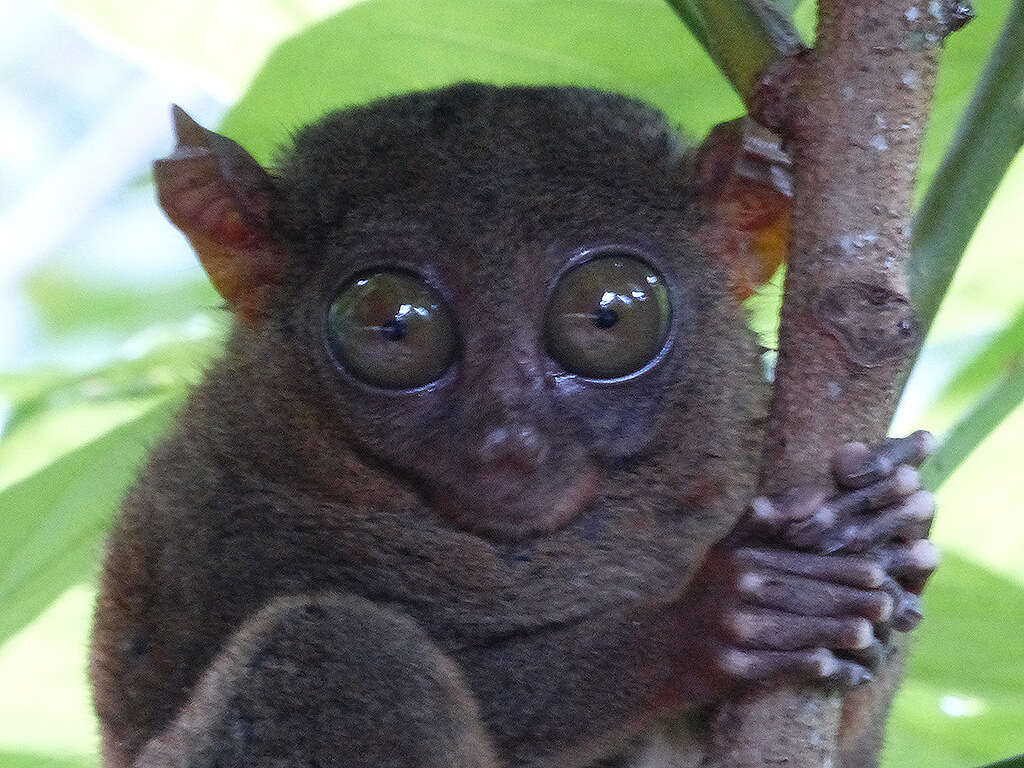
[695,118,793,300]
[154,106,282,325]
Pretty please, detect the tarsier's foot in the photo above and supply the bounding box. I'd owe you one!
[707,432,939,689]
[135,594,497,768]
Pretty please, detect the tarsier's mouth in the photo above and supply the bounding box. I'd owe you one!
[477,453,544,479]
[431,459,601,541]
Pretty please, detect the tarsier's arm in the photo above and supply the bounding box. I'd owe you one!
[456,434,938,767]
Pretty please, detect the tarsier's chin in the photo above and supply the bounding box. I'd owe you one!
[430,453,602,540]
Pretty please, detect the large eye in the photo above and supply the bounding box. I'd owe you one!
[545,254,671,380]
[326,271,456,389]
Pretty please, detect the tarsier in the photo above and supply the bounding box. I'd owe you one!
[90,84,940,768]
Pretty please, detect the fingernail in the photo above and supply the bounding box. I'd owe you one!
[912,430,938,460]
[818,527,855,554]
[894,595,924,630]
[854,669,874,687]
[819,538,846,555]
[750,496,777,523]
[897,606,929,630]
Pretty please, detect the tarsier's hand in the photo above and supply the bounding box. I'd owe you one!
[693,431,939,690]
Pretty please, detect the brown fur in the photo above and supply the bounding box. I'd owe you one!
[92,84,776,768]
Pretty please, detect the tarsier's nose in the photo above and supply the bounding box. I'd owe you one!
[476,424,548,472]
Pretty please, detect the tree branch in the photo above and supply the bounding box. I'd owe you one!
[702,2,963,766]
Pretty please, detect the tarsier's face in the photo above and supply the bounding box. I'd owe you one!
[306,241,686,539]
[160,85,755,541]
[263,87,710,541]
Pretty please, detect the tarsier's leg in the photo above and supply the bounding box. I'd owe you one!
[135,593,497,768]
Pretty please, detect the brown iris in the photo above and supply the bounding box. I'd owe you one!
[545,255,671,379]
[327,271,456,389]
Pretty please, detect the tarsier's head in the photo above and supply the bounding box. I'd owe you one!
[156,84,789,540]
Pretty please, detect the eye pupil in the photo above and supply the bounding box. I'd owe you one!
[545,254,671,380]
[381,317,408,341]
[327,271,456,389]
[593,307,619,329]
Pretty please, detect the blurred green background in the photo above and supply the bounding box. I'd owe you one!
[0,1,1021,767]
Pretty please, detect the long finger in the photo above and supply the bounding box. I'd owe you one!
[833,431,936,489]
[719,647,872,688]
[818,491,936,553]
[786,470,923,550]
[737,569,894,622]
[732,548,887,589]
[726,608,873,651]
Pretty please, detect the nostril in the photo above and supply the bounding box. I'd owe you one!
[477,424,547,468]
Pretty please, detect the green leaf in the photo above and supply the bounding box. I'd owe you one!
[927,305,1024,426]
[662,0,711,50]
[221,0,743,164]
[911,0,1024,338]
[885,553,1024,767]
[0,370,70,410]
[664,1,806,101]
[0,587,100,759]
[0,319,223,440]
[24,267,217,339]
[920,368,1024,491]
[0,753,95,768]
[0,399,180,646]
[928,401,1024,585]
[917,0,1022,200]
[696,0,804,101]
[976,756,1024,768]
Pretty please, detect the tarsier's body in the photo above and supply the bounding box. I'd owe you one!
[90,85,938,768]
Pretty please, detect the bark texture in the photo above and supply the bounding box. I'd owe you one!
[701,2,954,766]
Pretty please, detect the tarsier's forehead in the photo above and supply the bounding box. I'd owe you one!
[293,83,682,162]
[275,84,698,286]
[277,84,688,213]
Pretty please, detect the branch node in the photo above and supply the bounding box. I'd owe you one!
[749,50,810,134]
[816,282,920,369]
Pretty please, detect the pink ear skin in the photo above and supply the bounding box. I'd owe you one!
[695,118,794,301]
[153,106,282,325]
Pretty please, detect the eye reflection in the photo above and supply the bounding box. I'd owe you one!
[545,254,671,380]
[326,271,456,389]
